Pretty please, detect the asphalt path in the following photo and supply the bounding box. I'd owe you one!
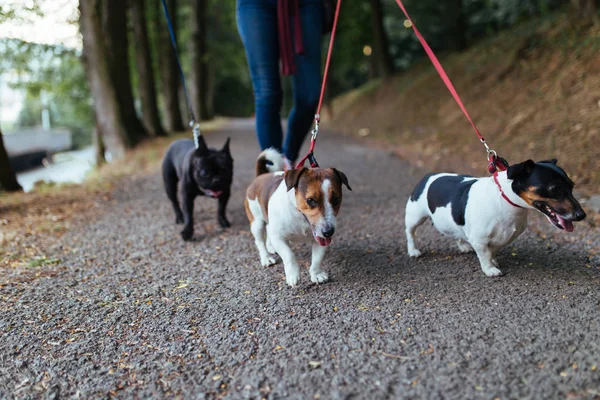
[2,119,599,399]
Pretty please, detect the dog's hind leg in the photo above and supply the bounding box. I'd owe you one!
[266,235,275,254]
[405,200,428,258]
[251,220,276,267]
[456,240,473,253]
[162,161,184,224]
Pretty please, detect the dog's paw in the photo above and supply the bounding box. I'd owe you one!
[260,255,277,267]
[286,272,300,287]
[218,216,231,228]
[310,271,329,284]
[266,240,275,254]
[181,226,194,241]
[483,266,503,277]
[408,248,422,258]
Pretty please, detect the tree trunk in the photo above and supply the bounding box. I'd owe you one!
[190,0,213,120]
[370,0,394,78]
[79,0,129,160]
[102,0,148,144]
[0,129,22,192]
[94,126,106,166]
[129,0,167,137]
[158,0,185,132]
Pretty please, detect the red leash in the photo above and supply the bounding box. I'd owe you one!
[393,0,508,174]
[295,0,342,169]
[394,0,521,208]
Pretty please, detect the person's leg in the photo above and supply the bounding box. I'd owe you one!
[236,0,284,152]
[283,0,324,163]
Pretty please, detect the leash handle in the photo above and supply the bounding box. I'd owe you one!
[160,0,200,145]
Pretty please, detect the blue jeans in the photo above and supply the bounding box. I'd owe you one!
[237,0,323,163]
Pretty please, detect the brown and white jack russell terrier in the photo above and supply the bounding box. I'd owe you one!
[244,149,352,287]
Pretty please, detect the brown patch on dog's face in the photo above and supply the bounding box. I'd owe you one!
[294,170,337,218]
[519,186,579,217]
[284,168,351,245]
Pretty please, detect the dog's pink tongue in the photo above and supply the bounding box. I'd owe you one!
[316,236,332,247]
[558,215,574,232]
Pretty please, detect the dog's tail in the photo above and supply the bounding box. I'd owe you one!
[256,148,285,176]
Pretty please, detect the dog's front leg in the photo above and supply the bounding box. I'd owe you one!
[181,189,196,241]
[310,243,329,283]
[270,237,300,287]
[217,191,231,228]
[470,242,503,277]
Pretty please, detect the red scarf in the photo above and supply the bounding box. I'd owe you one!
[278,0,304,75]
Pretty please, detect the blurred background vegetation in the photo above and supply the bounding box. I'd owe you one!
[0,0,598,192]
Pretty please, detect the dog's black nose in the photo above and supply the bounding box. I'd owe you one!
[574,209,586,221]
[322,227,335,238]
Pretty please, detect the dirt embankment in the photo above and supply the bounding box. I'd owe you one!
[329,15,600,201]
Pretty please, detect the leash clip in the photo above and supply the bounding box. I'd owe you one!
[487,150,509,174]
[191,121,201,149]
[311,114,320,140]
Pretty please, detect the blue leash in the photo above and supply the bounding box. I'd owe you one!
[160,0,200,148]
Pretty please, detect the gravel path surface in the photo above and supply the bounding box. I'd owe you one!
[2,120,599,399]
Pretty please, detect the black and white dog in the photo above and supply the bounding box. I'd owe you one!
[162,137,233,241]
[405,159,586,276]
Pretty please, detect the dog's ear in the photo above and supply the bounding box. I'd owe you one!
[332,168,352,191]
[221,137,231,155]
[194,135,209,156]
[539,158,558,165]
[507,159,535,180]
[285,168,307,191]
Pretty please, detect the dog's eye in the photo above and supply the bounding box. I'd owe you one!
[306,198,317,208]
[548,186,562,196]
[331,196,340,206]
[200,169,208,177]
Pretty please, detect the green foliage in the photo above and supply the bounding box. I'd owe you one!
[207,0,254,117]
[0,39,94,149]
[1,0,574,145]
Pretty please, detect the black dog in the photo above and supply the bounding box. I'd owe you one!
[162,136,233,241]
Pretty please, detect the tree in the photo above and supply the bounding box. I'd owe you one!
[370,0,394,78]
[102,0,148,143]
[158,0,185,132]
[129,0,166,137]
[0,129,23,192]
[190,0,213,120]
[79,0,130,160]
